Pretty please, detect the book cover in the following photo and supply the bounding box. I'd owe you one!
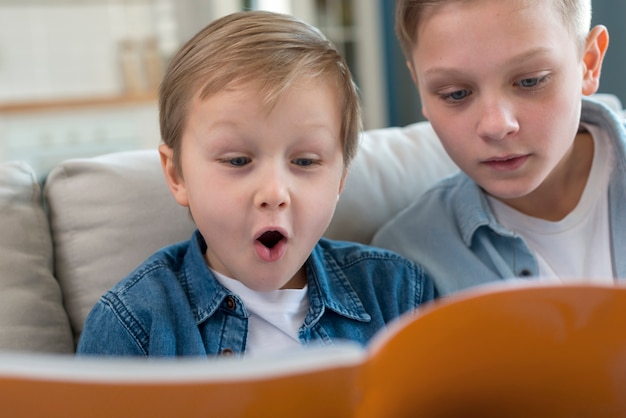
[1,282,625,417]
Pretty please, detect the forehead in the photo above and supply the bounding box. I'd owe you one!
[412,0,575,70]
[415,0,566,41]
[207,75,342,111]
[418,0,556,27]
[188,76,343,127]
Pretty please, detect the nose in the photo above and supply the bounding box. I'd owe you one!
[254,163,290,209]
[476,98,519,141]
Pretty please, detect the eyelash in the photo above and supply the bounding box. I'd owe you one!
[292,158,319,167]
[224,156,251,167]
[220,157,320,168]
[439,75,550,103]
[441,89,471,102]
[514,75,549,89]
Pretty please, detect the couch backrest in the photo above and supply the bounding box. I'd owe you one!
[44,151,198,345]
[326,121,459,243]
[0,94,622,352]
[43,120,458,345]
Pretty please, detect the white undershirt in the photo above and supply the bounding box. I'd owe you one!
[488,123,615,283]
[212,269,309,357]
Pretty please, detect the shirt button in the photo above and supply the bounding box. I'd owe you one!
[224,296,236,310]
[221,348,234,356]
[518,269,533,278]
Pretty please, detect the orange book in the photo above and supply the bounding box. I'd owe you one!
[2,282,626,418]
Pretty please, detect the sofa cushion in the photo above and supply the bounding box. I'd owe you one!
[45,121,457,343]
[0,161,73,353]
[45,151,197,344]
[325,121,459,244]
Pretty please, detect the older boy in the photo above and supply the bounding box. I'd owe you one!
[77,11,435,357]
[373,0,626,296]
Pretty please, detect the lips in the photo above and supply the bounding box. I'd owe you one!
[254,229,287,262]
[483,154,529,172]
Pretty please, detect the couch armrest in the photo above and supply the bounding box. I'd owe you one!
[0,161,73,352]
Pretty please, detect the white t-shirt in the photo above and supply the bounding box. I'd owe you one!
[212,269,309,357]
[488,124,614,283]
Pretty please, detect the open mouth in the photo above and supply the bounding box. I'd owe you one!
[257,231,285,249]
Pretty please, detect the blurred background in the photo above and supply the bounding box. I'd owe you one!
[0,0,624,177]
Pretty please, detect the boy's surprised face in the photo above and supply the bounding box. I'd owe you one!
[410,0,594,203]
[164,79,346,292]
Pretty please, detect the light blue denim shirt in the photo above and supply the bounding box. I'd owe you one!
[77,230,435,356]
[373,97,626,296]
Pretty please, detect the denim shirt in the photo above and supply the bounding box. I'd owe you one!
[77,230,435,356]
[373,97,626,296]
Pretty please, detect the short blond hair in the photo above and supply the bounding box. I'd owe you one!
[395,0,592,64]
[159,10,361,172]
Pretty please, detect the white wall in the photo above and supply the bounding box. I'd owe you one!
[0,2,177,102]
[0,2,170,176]
[0,0,389,176]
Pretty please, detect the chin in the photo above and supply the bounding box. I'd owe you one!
[483,184,534,201]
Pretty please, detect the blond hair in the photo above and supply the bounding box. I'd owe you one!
[395,0,592,64]
[159,10,361,172]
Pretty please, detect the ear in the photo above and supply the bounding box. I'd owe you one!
[406,60,418,85]
[159,143,190,207]
[337,167,348,197]
[581,25,609,96]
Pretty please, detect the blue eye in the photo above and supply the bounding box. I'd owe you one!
[519,78,540,88]
[292,158,315,167]
[228,156,251,167]
[443,89,471,102]
[516,74,551,90]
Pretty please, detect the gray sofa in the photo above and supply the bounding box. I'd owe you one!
[1,93,622,353]
[0,118,459,353]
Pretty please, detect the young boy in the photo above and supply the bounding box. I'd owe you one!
[373,0,625,296]
[77,11,436,357]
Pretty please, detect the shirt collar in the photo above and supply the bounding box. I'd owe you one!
[180,231,370,326]
[452,174,514,246]
[302,241,371,328]
[181,231,247,323]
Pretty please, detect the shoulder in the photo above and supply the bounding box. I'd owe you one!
[410,172,475,212]
[98,239,195,317]
[314,238,437,304]
[401,172,474,218]
[314,238,431,287]
[79,240,195,350]
[371,171,493,278]
[316,237,419,268]
[373,172,473,240]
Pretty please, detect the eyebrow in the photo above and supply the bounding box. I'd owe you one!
[421,47,554,78]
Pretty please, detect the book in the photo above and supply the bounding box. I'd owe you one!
[1,282,626,418]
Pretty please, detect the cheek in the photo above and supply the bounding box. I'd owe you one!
[186,180,233,222]
[429,115,471,160]
[527,96,579,145]
[298,177,343,220]
[301,199,339,239]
